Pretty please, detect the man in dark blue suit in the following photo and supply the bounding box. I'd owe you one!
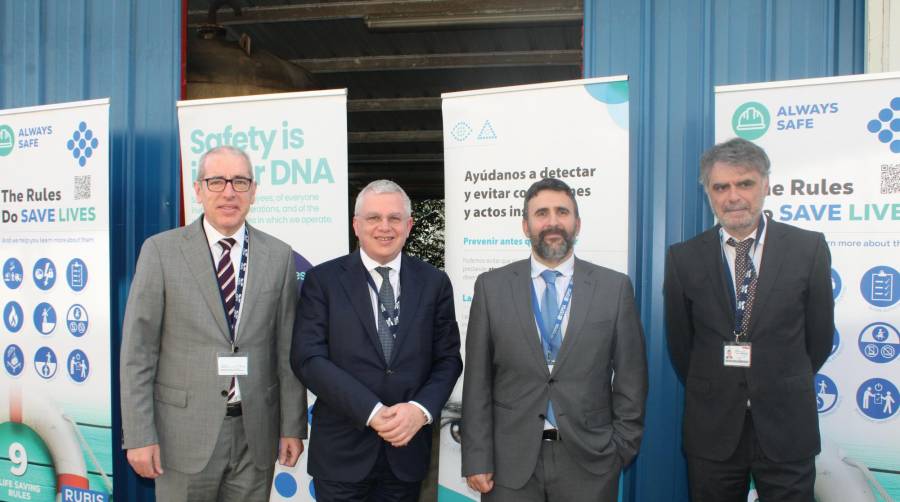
[291,179,462,501]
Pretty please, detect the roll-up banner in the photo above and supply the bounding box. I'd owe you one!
[439,77,631,501]
[0,99,113,501]
[716,72,900,502]
[177,89,349,501]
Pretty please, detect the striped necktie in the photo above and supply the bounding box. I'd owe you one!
[217,238,238,402]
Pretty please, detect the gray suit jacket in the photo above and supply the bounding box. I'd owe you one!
[120,217,306,473]
[461,258,647,489]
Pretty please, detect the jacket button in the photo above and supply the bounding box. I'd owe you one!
[386,369,394,375]
[548,378,555,384]
[221,390,228,397]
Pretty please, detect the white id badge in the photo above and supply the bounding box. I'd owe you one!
[218,353,249,376]
[723,342,751,367]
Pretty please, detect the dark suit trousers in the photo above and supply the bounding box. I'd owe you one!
[313,444,421,502]
[687,411,815,502]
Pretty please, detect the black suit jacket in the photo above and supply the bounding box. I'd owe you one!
[664,219,833,462]
[290,251,462,482]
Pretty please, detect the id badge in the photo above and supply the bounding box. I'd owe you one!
[218,352,249,376]
[723,342,751,367]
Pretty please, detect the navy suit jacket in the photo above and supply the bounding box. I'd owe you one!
[291,250,462,482]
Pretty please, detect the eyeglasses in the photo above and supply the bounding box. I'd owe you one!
[201,176,253,192]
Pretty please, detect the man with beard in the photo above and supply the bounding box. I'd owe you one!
[664,138,833,501]
[461,178,647,501]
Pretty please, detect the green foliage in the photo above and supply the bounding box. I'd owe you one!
[406,199,445,269]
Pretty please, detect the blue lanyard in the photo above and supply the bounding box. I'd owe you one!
[228,230,249,341]
[530,276,574,364]
[720,216,765,338]
[366,272,400,333]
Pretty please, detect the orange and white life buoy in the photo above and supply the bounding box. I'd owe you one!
[0,385,90,500]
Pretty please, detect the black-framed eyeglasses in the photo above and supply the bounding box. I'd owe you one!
[201,176,253,192]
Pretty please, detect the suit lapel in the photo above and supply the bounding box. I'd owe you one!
[180,218,231,342]
[338,251,385,363]
[510,260,551,375]
[748,219,786,336]
[700,227,736,338]
[235,225,269,344]
[391,255,422,365]
[550,258,591,374]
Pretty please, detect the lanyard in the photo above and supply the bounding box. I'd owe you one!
[366,272,400,334]
[530,276,574,364]
[720,216,764,339]
[227,230,250,342]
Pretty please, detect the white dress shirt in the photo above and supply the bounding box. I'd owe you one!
[530,252,575,429]
[203,217,248,401]
[359,249,432,427]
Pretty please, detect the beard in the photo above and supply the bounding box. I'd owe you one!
[530,225,575,262]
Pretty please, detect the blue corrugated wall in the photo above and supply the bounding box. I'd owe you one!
[583,1,865,501]
[1,0,866,500]
[0,1,181,501]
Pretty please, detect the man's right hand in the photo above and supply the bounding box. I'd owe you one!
[127,444,164,479]
[466,473,494,493]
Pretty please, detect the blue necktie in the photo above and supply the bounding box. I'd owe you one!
[540,269,562,426]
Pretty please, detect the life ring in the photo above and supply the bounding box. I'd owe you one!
[0,385,90,499]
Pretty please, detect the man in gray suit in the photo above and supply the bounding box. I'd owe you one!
[461,178,648,501]
[120,145,306,501]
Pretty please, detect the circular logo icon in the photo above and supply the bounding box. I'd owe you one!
[4,344,25,377]
[33,346,58,379]
[831,328,840,357]
[66,258,88,292]
[815,374,839,413]
[3,258,24,289]
[831,268,842,301]
[273,472,298,498]
[33,302,57,335]
[0,125,14,156]
[860,266,899,308]
[66,304,89,337]
[857,378,898,421]
[66,349,90,383]
[858,322,899,364]
[3,301,24,333]
[732,102,771,140]
[32,258,57,290]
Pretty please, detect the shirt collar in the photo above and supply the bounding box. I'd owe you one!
[530,252,575,279]
[359,249,402,274]
[719,214,768,247]
[203,216,246,252]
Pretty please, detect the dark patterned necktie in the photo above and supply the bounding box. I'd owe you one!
[375,266,396,363]
[727,237,757,336]
[217,238,238,402]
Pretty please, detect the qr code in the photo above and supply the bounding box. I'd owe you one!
[74,175,91,200]
[882,164,900,194]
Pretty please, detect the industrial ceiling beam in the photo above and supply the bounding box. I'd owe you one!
[187,0,582,27]
[349,131,443,143]
[348,97,441,112]
[293,50,582,73]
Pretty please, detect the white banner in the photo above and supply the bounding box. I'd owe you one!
[177,90,349,501]
[716,72,900,502]
[0,99,112,501]
[439,77,631,501]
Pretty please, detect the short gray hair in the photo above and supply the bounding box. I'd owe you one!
[354,179,412,217]
[196,145,253,181]
[699,137,770,186]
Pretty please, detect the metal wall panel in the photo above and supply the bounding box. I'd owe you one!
[583,1,864,501]
[1,1,181,500]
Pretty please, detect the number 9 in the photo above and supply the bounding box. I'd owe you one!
[9,442,27,476]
